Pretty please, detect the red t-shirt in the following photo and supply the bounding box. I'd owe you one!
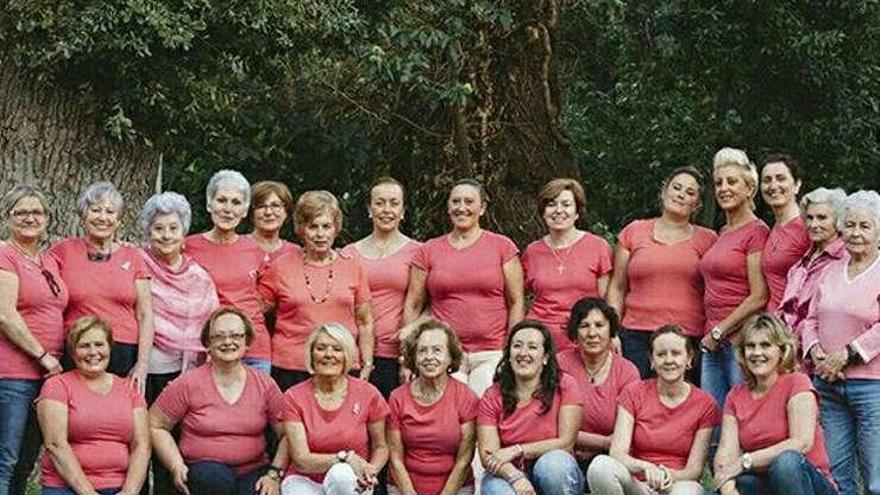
[184,234,270,360]
[155,363,285,475]
[523,234,612,351]
[0,246,68,379]
[761,217,811,311]
[257,250,371,371]
[557,349,640,436]
[38,372,145,489]
[412,231,519,352]
[257,238,300,265]
[388,378,479,495]
[49,238,148,345]
[282,376,389,483]
[698,219,769,333]
[618,380,720,473]
[724,373,834,485]
[617,219,718,336]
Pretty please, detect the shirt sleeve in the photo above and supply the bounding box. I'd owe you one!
[559,374,581,406]
[154,374,190,422]
[37,375,70,404]
[264,378,286,424]
[256,262,279,306]
[498,235,520,264]
[0,250,16,273]
[800,284,823,359]
[411,243,430,272]
[459,387,480,424]
[282,389,304,423]
[597,237,613,276]
[699,396,722,429]
[132,250,150,280]
[354,261,371,305]
[617,360,641,393]
[722,388,738,417]
[367,386,390,423]
[387,392,403,430]
[617,222,635,251]
[617,381,641,417]
[477,386,502,426]
[744,223,770,254]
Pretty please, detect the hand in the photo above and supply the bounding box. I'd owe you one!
[714,460,743,490]
[485,446,521,475]
[718,478,740,495]
[171,463,190,495]
[128,361,148,395]
[700,334,719,353]
[255,474,280,495]
[815,349,847,382]
[810,344,828,365]
[511,477,537,495]
[358,365,373,381]
[657,465,673,493]
[644,464,669,492]
[398,366,413,383]
[611,336,622,354]
[38,354,62,377]
[347,453,378,490]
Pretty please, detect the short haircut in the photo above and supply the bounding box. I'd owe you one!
[251,180,294,219]
[451,178,489,203]
[537,178,586,219]
[369,177,406,204]
[205,170,251,209]
[75,181,124,217]
[837,190,880,232]
[401,318,464,374]
[649,324,693,358]
[662,165,705,194]
[800,187,846,219]
[200,306,255,348]
[712,147,759,210]
[304,323,358,375]
[139,192,193,235]
[2,184,50,217]
[66,316,114,357]
[294,190,342,235]
[566,297,620,341]
[735,313,798,389]
[761,153,802,184]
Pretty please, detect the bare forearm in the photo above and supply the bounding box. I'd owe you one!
[718,294,767,336]
[44,442,97,495]
[439,455,473,495]
[369,446,389,470]
[507,300,525,330]
[0,313,45,358]
[388,453,417,495]
[151,429,186,471]
[521,436,573,459]
[577,431,611,452]
[120,443,150,493]
[358,323,375,367]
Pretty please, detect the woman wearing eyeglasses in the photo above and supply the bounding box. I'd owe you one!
[0,184,69,495]
[249,181,300,264]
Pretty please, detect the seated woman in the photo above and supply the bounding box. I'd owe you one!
[477,320,584,495]
[149,307,287,495]
[714,314,836,495]
[588,325,719,495]
[280,323,389,495]
[387,318,479,495]
[36,316,149,495]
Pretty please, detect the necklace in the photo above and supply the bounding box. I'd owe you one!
[367,232,401,259]
[303,253,335,304]
[8,239,40,264]
[414,378,446,403]
[314,380,347,403]
[546,232,578,274]
[584,352,612,383]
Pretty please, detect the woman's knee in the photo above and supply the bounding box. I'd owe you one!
[768,450,808,481]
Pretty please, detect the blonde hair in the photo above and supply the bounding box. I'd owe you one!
[66,316,114,357]
[294,190,342,235]
[735,314,798,389]
[304,323,358,375]
[713,147,759,210]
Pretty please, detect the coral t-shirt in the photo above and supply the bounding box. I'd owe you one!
[0,245,68,379]
[38,372,145,489]
[523,234,612,350]
[388,378,479,495]
[557,349,639,436]
[412,231,519,352]
[258,239,300,264]
[761,217,811,311]
[155,363,285,474]
[49,238,148,345]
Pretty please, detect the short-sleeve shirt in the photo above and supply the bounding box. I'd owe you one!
[761,217,811,311]
[257,250,371,371]
[38,371,145,489]
[49,238,148,345]
[412,231,519,351]
[0,245,68,380]
[282,376,389,483]
[523,234,612,350]
[388,378,479,495]
[557,349,639,436]
[617,219,718,336]
[154,363,285,475]
[257,239,300,265]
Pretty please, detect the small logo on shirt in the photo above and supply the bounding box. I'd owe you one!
[121,261,131,271]
[352,402,361,415]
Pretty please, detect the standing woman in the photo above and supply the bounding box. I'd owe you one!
[249,181,299,264]
[403,179,524,397]
[344,177,421,399]
[49,181,154,388]
[0,185,68,495]
[802,190,880,495]
[258,191,374,392]
[607,166,717,380]
[523,179,612,352]
[759,154,811,311]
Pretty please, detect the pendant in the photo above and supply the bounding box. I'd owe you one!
[556,264,565,274]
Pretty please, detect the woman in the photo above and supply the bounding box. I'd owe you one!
[280,323,389,495]
[556,298,639,467]
[0,185,68,495]
[49,181,154,387]
[714,314,836,495]
[802,190,880,495]
[150,306,287,495]
[759,154,811,311]
[185,169,271,373]
[587,325,719,495]
[249,181,299,264]
[607,166,717,380]
[36,316,149,495]
[403,179,524,397]
[477,320,584,495]
[258,190,374,392]
[523,179,612,352]
[344,177,421,399]
[387,318,479,495]
[698,148,769,409]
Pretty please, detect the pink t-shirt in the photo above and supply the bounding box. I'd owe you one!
[38,372,145,489]
[344,241,421,358]
[155,363,285,474]
[257,238,300,264]
[618,380,720,474]
[762,217,811,311]
[49,238,148,345]
[698,219,769,333]
[257,250,371,371]
[388,378,479,495]
[724,373,834,485]
[0,246,68,380]
[523,234,612,350]
[778,238,846,340]
[282,376,389,483]
[618,219,718,336]
[557,349,639,436]
[184,234,270,360]
[412,231,519,351]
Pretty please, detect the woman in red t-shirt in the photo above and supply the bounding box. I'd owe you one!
[714,314,836,495]
[248,181,300,264]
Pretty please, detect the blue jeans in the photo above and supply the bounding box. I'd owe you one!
[814,377,880,495]
[42,488,119,495]
[0,378,41,495]
[243,357,271,375]
[482,450,584,495]
[734,450,837,495]
[701,343,743,462]
[187,461,266,495]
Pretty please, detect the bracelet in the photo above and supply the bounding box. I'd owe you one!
[36,351,48,361]
[266,465,283,481]
[514,444,524,459]
[506,470,525,485]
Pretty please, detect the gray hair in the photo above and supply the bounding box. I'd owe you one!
[837,190,880,232]
[2,184,50,216]
[139,192,193,235]
[75,181,124,217]
[205,170,250,209]
[800,187,846,220]
[712,147,759,209]
[304,322,358,375]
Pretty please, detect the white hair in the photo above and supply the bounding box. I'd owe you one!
[139,192,193,234]
[304,322,358,375]
[800,187,846,220]
[837,190,880,232]
[205,170,251,209]
[76,181,124,217]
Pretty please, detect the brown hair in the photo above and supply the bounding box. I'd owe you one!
[537,178,586,219]
[735,314,798,389]
[250,181,294,219]
[368,177,406,204]
[401,318,464,374]
[649,324,694,359]
[66,316,114,357]
[200,306,255,347]
[294,190,342,235]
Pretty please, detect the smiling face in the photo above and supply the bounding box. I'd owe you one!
[543,189,579,233]
[148,213,184,261]
[415,329,452,380]
[207,313,249,364]
[447,184,485,231]
[301,212,337,257]
[804,202,838,247]
[743,328,782,382]
[208,187,248,233]
[761,161,801,211]
[714,165,753,213]
[83,197,120,242]
[509,327,547,381]
[842,206,880,258]
[73,327,111,376]
[311,331,346,377]
[252,192,288,235]
[577,309,612,358]
[650,332,690,384]
[369,183,405,234]
[7,196,48,243]
[662,173,701,218]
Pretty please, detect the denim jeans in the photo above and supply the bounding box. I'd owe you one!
[701,342,743,462]
[187,461,267,495]
[814,377,880,495]
[734,450,837,495]
[243,357,272,375]
[0,378,42,495]
[481,450,584,495]
[42,488,119,495]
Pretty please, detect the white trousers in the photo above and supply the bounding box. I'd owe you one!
[281,463,374,495]
[586,455,704,495]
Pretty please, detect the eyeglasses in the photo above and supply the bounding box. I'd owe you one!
[255,203,285,212]
[209,333,247,344]
[41,269,61,298]
[10,209,46,220]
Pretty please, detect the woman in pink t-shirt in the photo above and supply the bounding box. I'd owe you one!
[37,317,149,495]
[249,181,300,264]
[587,325,719,495]
[477,320,584,495]
[714,315,836,495]
[523,179,612,352]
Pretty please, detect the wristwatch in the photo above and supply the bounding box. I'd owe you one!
[710,326,724,342]
[846,343,862,365]
[266,465,283,481]
[336,450,350,463]
[740,452,754,471]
